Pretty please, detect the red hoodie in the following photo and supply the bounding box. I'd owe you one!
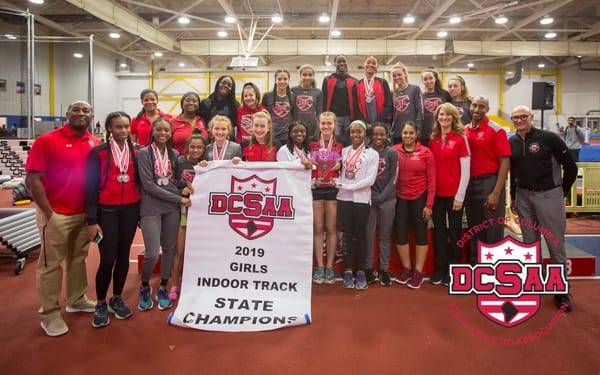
[236,104,266,143]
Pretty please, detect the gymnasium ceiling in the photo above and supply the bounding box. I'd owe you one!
[2,0,600,71]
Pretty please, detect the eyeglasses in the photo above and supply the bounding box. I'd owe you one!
[510,114,530,122]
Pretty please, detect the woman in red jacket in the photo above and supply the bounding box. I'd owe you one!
[170,92,208,155]
[86,111,141,327]
[131,89,171,146]
[241,111,279,161]
[393,121,436,289]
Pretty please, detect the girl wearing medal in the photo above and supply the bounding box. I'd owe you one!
[262,69,295,145]
[364,123,398,286]
[171,92,208,155]
[309,112,343,285]
[337,120,379,290]
[131,89,172,147]
[241,111,279,162]
[352,56,393,129]
[393,121,436,289]
[201,115,242,164]
[170,131,206,301]
[429,103,470,286]
[86,111,140,327]
[137,117,191,311]
[276,121,313,170]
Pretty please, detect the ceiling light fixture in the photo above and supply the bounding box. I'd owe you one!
[29,0,45,4]
[319,13,330,23]
[271,14,283,23]
[538,62,545,68]
[495,16,508,24]
[224,16,236,24]
[109,32,120,39]
[540,16,553,25]
[120,63,127,68]
[179,62,185,67]
[217,30,228,38]
[178,16,190,24]
[5,34,17,40]
[467,62,474,68]
[544,32,557,39]
[403,14,415,24]
[154,52,163,57]
[449,16,461,24]
[331,30,341,37]
[437,31,448,38]
[73,53,83,58]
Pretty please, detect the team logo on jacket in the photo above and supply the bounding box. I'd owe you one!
[241,114,253,134]
[208,175,295,240]
[423,97,442,113]
[449,237,568,327]
[393,95,410,113]
[273,102,291,118]
[295,95,313,113]
[529,143,540,153]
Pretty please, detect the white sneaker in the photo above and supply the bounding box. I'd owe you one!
[40,317,69,337]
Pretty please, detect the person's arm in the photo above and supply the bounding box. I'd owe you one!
[315,89,323,118]
[454,156,470,209]
[339,151,379,191]
[485,156,510,211]
[414,86,424,128]
[85,148,104,241]
[552,136,578,196]
[424,150,437,220]
[576,127,585,144]
[25,171,53,220]
[321,78,329,112]
[381,80,393,125]
[351,83,365,122]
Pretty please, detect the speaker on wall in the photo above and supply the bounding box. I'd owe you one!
[532,82,554,110]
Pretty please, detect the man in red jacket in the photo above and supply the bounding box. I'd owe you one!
[322,54,357,146]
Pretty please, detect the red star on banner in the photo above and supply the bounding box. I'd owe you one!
[485,252,493,260]
[251,183,257,189]
[237,185,243,191]
[505,246,513,255]
[264,186,271,193]
[524,252,533,261]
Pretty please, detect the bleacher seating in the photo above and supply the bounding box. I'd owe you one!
[0,140,32,177]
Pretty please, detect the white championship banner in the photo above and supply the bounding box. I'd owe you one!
[168,161,313,332]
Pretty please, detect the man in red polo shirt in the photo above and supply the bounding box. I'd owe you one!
[464,96,511,264]
[26,100,102,336]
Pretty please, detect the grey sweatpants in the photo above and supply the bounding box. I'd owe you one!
[515,187,567,266]
[366,198,396,271]
[140,210,180,283]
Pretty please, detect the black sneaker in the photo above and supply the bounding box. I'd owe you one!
[92,302,110,328]
[441,273,450,286]
[108,296,133,320]
[379,271,392,286]
[554,295,573,312]
[365,269,378,284]
[429,271,444,285]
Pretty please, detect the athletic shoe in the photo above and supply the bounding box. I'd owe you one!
[441,273,450,286]
[355,271,368,290]
[395,268,412,285]
[555,294,573,312]
[138,286,153,311]
[365,269,378,284]
[168,287,180,300]
[343,271,354,289]
[407,270,424,289]
[324,267,336,284]
[108,296,132,320]
[66,296,97,313]
[429,271,444,285]
[156,287,173,310]
[40,316,68,337]
[92,302,110,328]
[312,266,325,284]
[379,270,392,286]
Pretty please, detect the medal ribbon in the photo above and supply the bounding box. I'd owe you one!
[151,143,169,177]
[318,135,333,160]
[109,138,129,174]
[213,140,229,160]
[364,76,375,97]
[293,145,308,161]
[343,144,365,171]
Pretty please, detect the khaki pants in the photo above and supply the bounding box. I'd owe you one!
[35,210,90,318]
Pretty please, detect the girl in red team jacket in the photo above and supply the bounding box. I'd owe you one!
[241,111,279,161]
[86,111,141,327]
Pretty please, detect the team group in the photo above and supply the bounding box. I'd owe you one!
[25,54,577,337]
